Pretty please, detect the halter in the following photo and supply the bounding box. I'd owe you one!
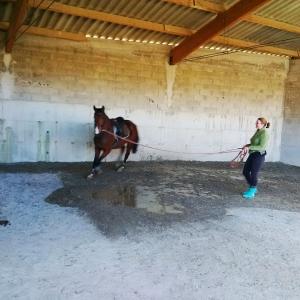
[94,112,107,134]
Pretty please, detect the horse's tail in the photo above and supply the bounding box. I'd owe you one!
[132,129,139,153]
[126,121,139,153]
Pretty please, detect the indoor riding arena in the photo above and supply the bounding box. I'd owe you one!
[1,0,300,299]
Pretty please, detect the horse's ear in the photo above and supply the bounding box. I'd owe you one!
[93,105,96,111]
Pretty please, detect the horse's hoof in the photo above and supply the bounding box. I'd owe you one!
[87,173,95,179]
[94,167,103,174]
[116,165,125,172]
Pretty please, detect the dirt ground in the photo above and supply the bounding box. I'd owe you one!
[2,161,300,237]
[1,161,300,299]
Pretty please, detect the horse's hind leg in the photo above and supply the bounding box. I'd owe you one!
[115,146,125,169]
[116,145,131,172]
[123,146,131,164]
[115,144,131,172]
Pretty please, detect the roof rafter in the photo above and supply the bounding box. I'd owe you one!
[162,0,300,36]
[1,20,297,58]
[244,15,300,35]
[211,36,298,58]
[5,0,28,53]
[1,1,297,58]
[161,0,224,13]
[0,21,87,41]
[28,0,193,36]
[170,0,272,64]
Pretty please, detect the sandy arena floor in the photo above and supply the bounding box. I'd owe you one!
[0,161,300,299]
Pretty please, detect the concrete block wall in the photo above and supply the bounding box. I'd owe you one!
[0,35,288,163]
[281,59,300,166]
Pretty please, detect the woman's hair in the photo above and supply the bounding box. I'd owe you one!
[258,117,270,128]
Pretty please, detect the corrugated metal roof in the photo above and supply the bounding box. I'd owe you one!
[0,2,13,22]
[24,7,184,45]
[61,0,214,29]
[222,21,300,51]
[256,0,300,26]
[0,0,299,58]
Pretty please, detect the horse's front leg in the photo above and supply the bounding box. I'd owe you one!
[87,147,101,179]
[98,148,111,166]
[88,147,112,179]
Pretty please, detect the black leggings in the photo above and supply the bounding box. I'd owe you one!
[243,152,266,187]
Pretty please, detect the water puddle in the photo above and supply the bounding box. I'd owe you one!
[90,186,184,215]
[47,184,185,215]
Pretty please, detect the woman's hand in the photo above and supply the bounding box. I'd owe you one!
[242,145,249,154]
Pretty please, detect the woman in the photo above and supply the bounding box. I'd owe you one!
[242,117,270,199]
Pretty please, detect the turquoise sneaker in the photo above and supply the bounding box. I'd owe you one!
[242,187,251,196]
[243,187,257,199]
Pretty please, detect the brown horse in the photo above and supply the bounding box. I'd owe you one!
[88,105,139,178]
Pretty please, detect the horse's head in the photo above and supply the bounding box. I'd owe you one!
[93,105,109,131]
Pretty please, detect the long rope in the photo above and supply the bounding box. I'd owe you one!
[229,150,247,168]
[100,129,241,155]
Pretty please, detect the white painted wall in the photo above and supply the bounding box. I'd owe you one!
[0,35,288,163]
[281,59,300,167]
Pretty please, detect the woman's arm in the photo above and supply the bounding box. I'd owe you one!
[243,144,251,148]
[249,131,268,151]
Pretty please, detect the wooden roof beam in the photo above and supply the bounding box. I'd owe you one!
[162,0,300,36]
[169,0,271,64]
[27,0,192,37]
[161,0,224,13]
[0,21,87,41]
[211,36,298,58]
[28,0,300,43]
[243,15,300,35]
[5,0,28,53]
[1,20,297,58]
[2,0,297,58]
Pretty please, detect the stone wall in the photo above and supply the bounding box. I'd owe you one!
[0,35,288,162]
[281,59,300,166]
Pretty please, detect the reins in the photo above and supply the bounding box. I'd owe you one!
[229,150,247,168]
[100,128,243,157]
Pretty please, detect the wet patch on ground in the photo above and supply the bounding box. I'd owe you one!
[1,163,300,299]
[2,161,300,237]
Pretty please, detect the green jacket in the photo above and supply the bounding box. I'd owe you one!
[249,128,269,153]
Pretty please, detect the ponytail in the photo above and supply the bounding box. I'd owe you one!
[258,117,270,128]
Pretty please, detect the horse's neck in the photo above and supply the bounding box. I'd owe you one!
[104,118,113,130]
[96,117,113,131]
